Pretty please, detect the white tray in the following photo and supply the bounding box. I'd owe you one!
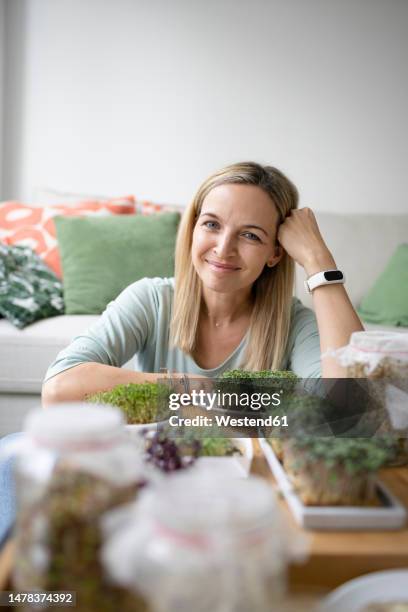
[193,438,253,478]
[125,420,166,436]
[259,438,407,530]
[128,429,253,478]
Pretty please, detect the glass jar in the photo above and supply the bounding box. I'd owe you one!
[332,331,408,379]
[13,403,149,612]
[330,331,408,465]
[102,470,305,612]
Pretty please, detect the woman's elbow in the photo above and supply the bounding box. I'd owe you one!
[41,363,94,407]
[42,376,65,408]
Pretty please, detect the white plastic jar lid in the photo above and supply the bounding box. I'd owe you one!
[24,402,125,450]
[349,331,408,354]
[142,471,279,534]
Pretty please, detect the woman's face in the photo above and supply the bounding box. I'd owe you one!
[191,183,282,294]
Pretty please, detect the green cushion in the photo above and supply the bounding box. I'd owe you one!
[55,213,180,314]
[358,244,408,326]
[0,243,64,328]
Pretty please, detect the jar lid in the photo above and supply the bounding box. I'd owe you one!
[142,471,278,534]
[349,331,408,354]
[24,403,125,450]
[323,330,408,374]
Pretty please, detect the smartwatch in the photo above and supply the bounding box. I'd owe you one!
[304,269,345,293]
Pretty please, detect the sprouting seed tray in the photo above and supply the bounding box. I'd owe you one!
[259,438,407,531]
[193,438,253,478]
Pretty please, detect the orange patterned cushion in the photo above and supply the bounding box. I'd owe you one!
[0,197,135,277]
[136,199,184,215]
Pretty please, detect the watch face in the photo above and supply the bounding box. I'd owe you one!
[324,270,343,281]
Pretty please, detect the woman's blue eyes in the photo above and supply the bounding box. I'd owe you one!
[202,221,261,242]
[203,221,219,230]
[243,232,261,242]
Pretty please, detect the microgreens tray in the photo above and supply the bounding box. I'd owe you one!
[193,438,253,478]
[259,438,407,530]
[126,427,253,478]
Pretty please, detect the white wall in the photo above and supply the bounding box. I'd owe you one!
[2,0,408,212]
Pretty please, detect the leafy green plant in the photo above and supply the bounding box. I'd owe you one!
[198,437,243,457]
[173,429,243,458]
[217,369,299,411]
[143,433,243,472]
[87,383,170,425]
[287,436,397,475]
[265,394,329,460]
[220,369,298,381]
[282,435,398,506]
[277,394,330,432]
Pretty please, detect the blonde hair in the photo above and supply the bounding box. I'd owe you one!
[169,161,298,371]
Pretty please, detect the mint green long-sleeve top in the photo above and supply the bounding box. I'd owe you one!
[44,277,321,382]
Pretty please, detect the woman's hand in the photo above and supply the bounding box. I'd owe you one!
[278,208,364,378]
[277,208,336,276]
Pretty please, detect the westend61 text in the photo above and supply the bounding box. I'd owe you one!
[168,414,289,427]
[168,390,282,411]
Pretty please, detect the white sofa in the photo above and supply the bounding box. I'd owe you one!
[1,212,407,435]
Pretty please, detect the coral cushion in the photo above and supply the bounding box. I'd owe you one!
[136,199,183,215]
[0,197,136,277]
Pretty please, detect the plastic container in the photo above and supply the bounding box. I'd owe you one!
[102,470,306,612]
[329,331,408,379]
[12,403,149,612]
[328,331,408,465]
[260,438,407,530]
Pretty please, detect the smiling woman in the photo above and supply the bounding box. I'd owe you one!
[171,166,296,373]
[41,161,363,405]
